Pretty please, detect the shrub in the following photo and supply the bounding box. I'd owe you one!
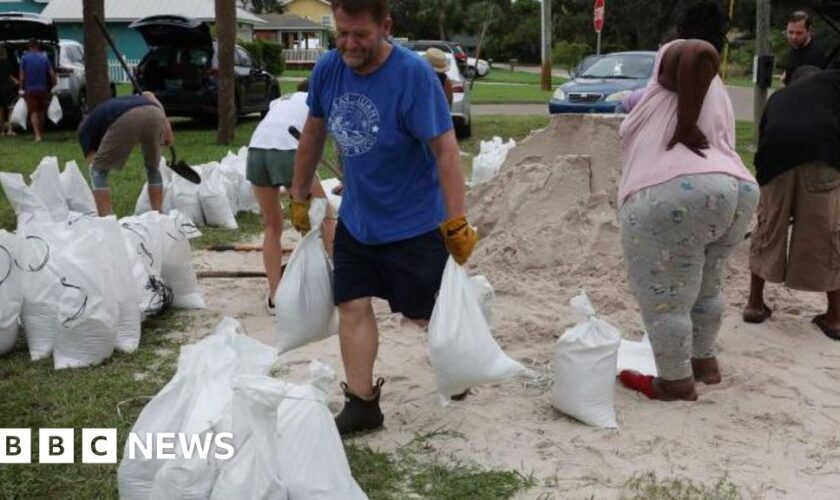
[552,41,591,72]
[240,39,285,75]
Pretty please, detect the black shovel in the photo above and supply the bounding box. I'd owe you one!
[168,146,201,184]
[93,14,202,185]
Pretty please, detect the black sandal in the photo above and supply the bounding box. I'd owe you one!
[812,314,840,341]
[743,304,772,324]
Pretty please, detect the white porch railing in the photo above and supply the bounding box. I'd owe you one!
[108,59,140,83]
[282,49,325,63]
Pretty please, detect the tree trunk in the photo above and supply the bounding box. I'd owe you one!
[438,11,447,40]
[216,0,237,144]
[82,0,110,110]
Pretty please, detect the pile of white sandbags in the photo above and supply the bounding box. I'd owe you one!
[469,136,516,187]
[1,157,97,222]
[0,161,206,367]
[134,147,260,229]
[118,317,366,500]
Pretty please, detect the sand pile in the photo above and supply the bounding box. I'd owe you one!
[189,114,840,498]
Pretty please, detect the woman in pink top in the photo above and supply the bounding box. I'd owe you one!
[617,2,758,402]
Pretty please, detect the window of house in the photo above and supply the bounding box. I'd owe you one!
[321,15,332,27]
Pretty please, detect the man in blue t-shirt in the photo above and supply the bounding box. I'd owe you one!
[19,39,55,142]
[289,0,477,436]
[78,92,174,215]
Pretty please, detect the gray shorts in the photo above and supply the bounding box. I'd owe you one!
[93,105,165,172]
[246,148,295,187]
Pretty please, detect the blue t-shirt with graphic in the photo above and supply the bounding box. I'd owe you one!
[307,45,453,244]
[20,51,51,91]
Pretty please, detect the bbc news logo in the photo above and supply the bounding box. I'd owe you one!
[0,429,234,464]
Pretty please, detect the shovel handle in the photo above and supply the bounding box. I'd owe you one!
[93,14,143,95]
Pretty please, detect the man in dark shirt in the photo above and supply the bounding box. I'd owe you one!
[78,92,174,215]
[19,39,55,142]
[744,67,840,341]
[782,11,827,86]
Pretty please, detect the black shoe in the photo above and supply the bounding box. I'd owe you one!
[335,378,385,437]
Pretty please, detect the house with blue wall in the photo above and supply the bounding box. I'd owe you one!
[0,0,48,14]
[39,0,264,62]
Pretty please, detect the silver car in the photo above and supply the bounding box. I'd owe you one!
[414,50,472,138]
[0,13,113,126]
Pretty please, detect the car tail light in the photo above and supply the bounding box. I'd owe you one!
[451,81,465,93]
[56,67,73,75]
[205,68,219,76]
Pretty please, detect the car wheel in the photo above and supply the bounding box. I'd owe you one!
[465,66,477,79]
[455,118,471,139]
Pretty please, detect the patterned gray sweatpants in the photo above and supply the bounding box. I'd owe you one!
[620,173,759,380]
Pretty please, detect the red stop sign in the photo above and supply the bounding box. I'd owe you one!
[594,0,605,33]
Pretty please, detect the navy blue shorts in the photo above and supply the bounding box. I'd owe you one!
[333,220,448,321]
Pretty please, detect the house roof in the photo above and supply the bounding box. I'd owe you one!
[254,12,328,31]
[41,0,266,25]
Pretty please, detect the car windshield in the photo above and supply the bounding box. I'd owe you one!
[580,54,654,80]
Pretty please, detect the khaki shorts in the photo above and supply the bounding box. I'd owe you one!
[750,162,840,291]
[246,147,295,187]
[92,105,165,172]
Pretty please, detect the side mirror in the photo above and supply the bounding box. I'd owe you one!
[569,69,578,79]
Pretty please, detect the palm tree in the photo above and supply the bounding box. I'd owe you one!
[216,0,236,144]
[82,0,110,110]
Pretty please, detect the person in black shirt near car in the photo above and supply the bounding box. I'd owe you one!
[744,66,840,341]
[782,11,827,86]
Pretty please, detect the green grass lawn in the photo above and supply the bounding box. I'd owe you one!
[482,67,567,86]
[471,82,556,104]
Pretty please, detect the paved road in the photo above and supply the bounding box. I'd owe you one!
[474,85,760,121]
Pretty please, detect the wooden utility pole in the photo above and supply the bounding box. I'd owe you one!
[754,0,771,142]
[540,0,552,91]
[216,0,236,145]
[82,0,110,110]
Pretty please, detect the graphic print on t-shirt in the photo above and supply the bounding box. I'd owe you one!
[328,93,380,157]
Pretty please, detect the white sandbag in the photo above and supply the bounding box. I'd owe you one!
[470,274,495,325]
[134,159,173,215]
[320,177,343,213]
[429,258,528,401]
[149,454,219,500]
[199,167,238,229]
[0,172,50,220]
[74,216,141,353]
[0,231,23,355]
[18,221,72,360]
[29,157,70,222]
[47,94,62,124]
[210,375,288,500]
[275,361,367,500]
[170,173,205,226]
[470,137,516,186]
[234,148,260,213]
[60,161,97,215]
[10,97,27,130]
[159,211,205,309]
[274,199,336,353]
[134,182,175,216]
[52,228,119,369]
[551,291,621,429]
[118,317,277,500]
[120,214,173,318]
[617,334,658,377]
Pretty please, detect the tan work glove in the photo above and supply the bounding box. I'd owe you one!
[290,196,312,233]
[440,215,477,265]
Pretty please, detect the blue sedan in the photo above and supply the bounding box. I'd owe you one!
[549,51,656,114]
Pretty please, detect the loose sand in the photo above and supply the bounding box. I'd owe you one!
[187,115,840,499]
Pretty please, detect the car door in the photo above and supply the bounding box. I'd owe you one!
[234,46,257,109]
